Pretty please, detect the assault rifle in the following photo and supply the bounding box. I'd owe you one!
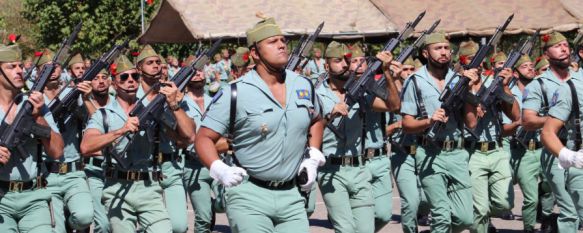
[286,22,324,72]
[0,21,82,159]
[48,40,129,127]
[327,11,426,138]
[113,39,222,168]
[426,14,513,140]
[476,29,539,109]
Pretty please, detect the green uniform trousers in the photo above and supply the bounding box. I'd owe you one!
[160,159,188,233]
[508,143,552,231]
[468,147,513,233]
[318,162,375,233]
[102,178,172,233]
[183,159,215,233]
[416,146,473,233]
[46,169,94,232]
[0,184,52,233]
[391,149,430,233]
[364,155,393,231]
[225,179,309,233]
[85,161,110,233]
[541,150,579,233]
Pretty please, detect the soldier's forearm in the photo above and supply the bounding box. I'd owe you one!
[402,117,430,134]
[172,109,195,140]
[308,119,324,149]
[80,129,126,156]
[35,116,63,159]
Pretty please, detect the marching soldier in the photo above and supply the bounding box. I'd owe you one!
[66,53,86,85]
[347,43,396,231]
[83,68,114,233]
[81,54,192,232]
[135,45,192,233]
[401,32,478,232]
[523,32,581,233]
[534,56,550,75]
[304,47,326,83]
[214,48,231,86]
[0,44,65,232]
[195,16,324,233]
[182,69,229,233]
[504,55,555,232]
[230,47,254,80]
[316,41,399,233]
[389,57,431,233]
[36,49,95,233]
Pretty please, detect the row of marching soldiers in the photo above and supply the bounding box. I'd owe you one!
[0,16,583,233]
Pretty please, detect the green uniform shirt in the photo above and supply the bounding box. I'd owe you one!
[400,65,463,141]
[547,72,583,149]
[0,96,59,181]
[522,69,577,140]
[305,58,326,80]
[183,92,212,152]
[316,80,373,157]
[85,97,183,170]
[202,69,319,181]
[44,87,86,162]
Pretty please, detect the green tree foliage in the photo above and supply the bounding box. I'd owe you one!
[22,0,157,58]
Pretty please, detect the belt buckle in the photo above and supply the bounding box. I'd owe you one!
[366,149,374,159]
[9,181,23,192]
[58,163,68,174]
[268,181,283,188]
[528,140,535,151]
[410,145,417,155]
[127,171,140,181]
[343,157,352,166]
[443,141,453,151]
[480,142,488,152]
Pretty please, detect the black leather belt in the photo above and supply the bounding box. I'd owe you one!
[83,157,104,167]
[364,148,387,159]
[45,161,84,174]
[0,177,45,192]
[329,156,364,166]
[464,141,501,152]
[391,142,418,155]
[105,169,161,181]
[159,153,180,163]
[510,139,543,151]
[418,136,461,151]
[248,176,295,190]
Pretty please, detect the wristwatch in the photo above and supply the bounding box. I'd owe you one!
[169,103,180,111]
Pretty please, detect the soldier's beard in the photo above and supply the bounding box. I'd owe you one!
[330,69,350,81]
[428,55,450,69]
[548,57,571,70]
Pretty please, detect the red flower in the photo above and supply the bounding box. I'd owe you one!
[344,53,352,59]
[110,63,117,76]
[541,34,550,43]
[8,34,17,43]
[490,56,496,63]
[131,51,140,57]
[146,0,154,6]
[536,56,542,63]
[459,55,468,65]
[34,51,43,57]
[242,52,249,62]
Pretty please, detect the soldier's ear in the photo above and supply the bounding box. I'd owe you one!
[324,62,329,72]
[421,48,429,59]
[250,46,260,62]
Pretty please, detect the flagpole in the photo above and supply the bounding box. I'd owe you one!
[140,0,145,33]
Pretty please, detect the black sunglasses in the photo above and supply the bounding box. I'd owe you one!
[119,73,140,81]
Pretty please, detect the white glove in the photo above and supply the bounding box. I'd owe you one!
[558,148,583,169]
[308,147,326,167]
[298,158,319,192]
[209,160,247,187]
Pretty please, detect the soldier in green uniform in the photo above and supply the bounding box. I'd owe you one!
[316,41,399,233]
[83,68,113,233]
[346,43,396,231]
[389,57,431,233]
[81,54,193,233]
[214,49,231,85]
[523,32,581,233]
[230,47,255,81]
[304,47,326,83]
[0,44,65,233]
[135,45,191,233]
[503,55,555,232]
[66,53,86,85]
[401,32,480,233]
[535,56,550,75]
[195,16,324,233]
[182,69,229,233]
[35,49,96,233]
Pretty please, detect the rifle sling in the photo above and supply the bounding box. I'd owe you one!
[566,80,582,151]
[411,75,429,119]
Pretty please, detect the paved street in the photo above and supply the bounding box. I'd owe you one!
[190,183,549,233]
